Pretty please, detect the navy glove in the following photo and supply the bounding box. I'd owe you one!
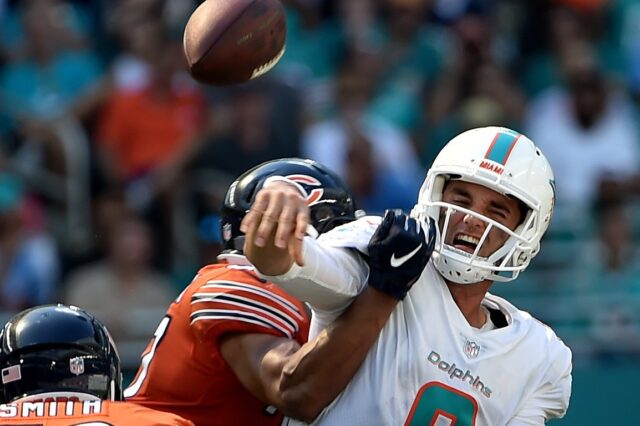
[366,209,436,300]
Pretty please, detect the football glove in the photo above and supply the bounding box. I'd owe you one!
[366,209,436,300]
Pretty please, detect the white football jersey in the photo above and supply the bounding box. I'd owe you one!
[268,217,572,426]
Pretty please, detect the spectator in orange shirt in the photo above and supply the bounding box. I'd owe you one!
[97,37,206,268]
[98,39,206,195]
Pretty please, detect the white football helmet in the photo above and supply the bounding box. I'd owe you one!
[411,126,555,284]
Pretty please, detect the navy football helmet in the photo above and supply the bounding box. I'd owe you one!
[0,304,122,402]
[221,158,357,252]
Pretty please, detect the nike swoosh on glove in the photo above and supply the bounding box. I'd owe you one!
[366,209,436,300]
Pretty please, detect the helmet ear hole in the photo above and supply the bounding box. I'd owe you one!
[518,252,529,265]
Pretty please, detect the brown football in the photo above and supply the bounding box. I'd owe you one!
[183,0,287,86]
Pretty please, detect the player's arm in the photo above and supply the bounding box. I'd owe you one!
[219,286,396,422]
[262,236,370,312]
[507,339,573,425]
[241,181,371,311]
[224,210,434,422]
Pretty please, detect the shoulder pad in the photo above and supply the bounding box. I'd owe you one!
[317,215,382,255]
[190,277,307,340]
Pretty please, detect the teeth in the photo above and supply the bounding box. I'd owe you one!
[457,235,479,245]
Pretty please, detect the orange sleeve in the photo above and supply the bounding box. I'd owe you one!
[189,267,308,345]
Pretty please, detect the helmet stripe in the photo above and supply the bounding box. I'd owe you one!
[484,131,522,165]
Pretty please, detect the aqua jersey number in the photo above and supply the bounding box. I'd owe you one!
[405,382,478,426]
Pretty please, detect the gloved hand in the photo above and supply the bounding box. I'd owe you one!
[366,209,436,300]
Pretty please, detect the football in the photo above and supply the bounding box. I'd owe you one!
[183,0,287,86]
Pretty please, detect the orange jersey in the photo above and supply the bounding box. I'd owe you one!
[0,400,193,425]
[125,261,310,426]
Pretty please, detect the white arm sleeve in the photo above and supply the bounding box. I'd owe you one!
[260,237,369,312]
[259,216,381,312]
[507,342,573,425]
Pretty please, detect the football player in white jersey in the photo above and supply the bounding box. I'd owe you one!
[241,126,573,425]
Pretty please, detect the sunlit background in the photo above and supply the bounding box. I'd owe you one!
[0,0,639,423]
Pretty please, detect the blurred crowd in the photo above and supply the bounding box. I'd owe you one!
[1,0,640,370]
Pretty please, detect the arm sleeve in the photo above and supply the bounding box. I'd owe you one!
[507,341,573,425]
[261,237,370,312]
[189,274,308,342]
[259,216,381,313]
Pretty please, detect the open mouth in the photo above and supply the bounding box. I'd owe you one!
[452,233,480,254]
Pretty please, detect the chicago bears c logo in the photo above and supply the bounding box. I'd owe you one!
[285,174,324,206]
